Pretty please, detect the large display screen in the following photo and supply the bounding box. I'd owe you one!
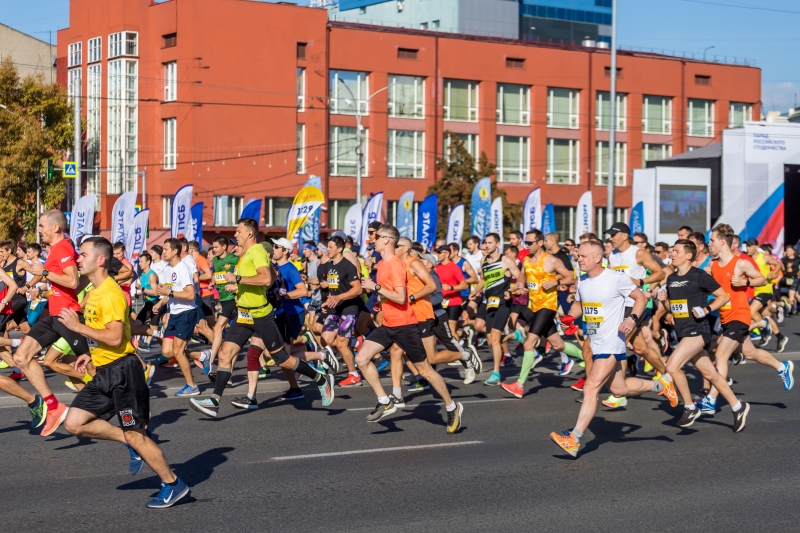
[659,185,708,234]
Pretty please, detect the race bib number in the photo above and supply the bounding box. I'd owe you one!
[29,298,40,310]
[786,278,794,285]
[721,293,732,310]
[612,265,629,275]
[581,302,604,335]
[237,309,254,325]
[669,299,690,319]
[441,298,450,309]
[214,273,228,285]
[327,274,339,290]
[486,296,501,310]
[526,281,539,291]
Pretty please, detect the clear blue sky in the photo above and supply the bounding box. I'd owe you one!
[4,0,797,111]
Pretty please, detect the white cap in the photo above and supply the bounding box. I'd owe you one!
[270,237,294,250]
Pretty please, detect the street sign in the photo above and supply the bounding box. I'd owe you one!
[63,162,78,179]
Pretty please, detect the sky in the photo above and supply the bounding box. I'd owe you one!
[3,0,798,111]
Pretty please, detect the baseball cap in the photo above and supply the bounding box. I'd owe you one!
[420,253,437,265]
[260,241,273,256]
[744,238,759,247]
[604,222,631,236]
[270,237,294,250]
[368,221,382,231]
[434,245,450,253]
[331,230,347,240]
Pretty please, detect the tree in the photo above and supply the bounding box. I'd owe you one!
[0,57,73,242]
[428,132,522,240]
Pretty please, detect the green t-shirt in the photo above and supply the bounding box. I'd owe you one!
[237,245,272,318]
[212,253,239,302]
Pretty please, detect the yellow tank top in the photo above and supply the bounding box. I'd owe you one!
[524,252,558,312]
[754,252,773,296]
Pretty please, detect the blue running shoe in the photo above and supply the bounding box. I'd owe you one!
[484,372,502,386]
[175,384,200,396]
[155,354,168,364]
[750,329,761,341]
[146,478,190,509]
[318,373,335,407]
[779,360,794,391]
[375,356,389,372]
[696,395,717,415]
[126,444,144,475]
[281,388,304,401]
[29,395,47,429]
[201,349,212,375]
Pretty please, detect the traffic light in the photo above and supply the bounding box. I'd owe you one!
[46,159,53,180]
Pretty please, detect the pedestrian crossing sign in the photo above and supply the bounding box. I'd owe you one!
[64,162,78,178]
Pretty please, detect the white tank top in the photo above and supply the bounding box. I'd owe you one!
[609,244,646,307]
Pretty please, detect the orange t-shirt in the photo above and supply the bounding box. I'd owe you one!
[195,254,214,298]
[377,255,417,327]
[406,258,434,322]
[711,256,751,325]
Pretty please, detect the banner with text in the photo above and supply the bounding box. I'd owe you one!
[397,191,415,239]
[447,204,465,246]
[361,192,383,255]
[70,194,96,243]
[490,197,503,252]
[417,194,438,251]
[542,203,556,236]
[171,184,194,240]
[300,176,322,244]
[629,201,644,234]
[111,191,137,246]
[126,209,149,263]
[286,186,325,242]
[191,202,204,249]
[343,203,363,245]
[240,198,263,224]
[522,188,541,234]
[575,191,593,241]
[470,177,491,240]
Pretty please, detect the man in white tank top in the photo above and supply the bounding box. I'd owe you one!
[604,223,676,409]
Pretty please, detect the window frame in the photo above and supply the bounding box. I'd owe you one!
[109,31,138,59]
[642,143,673,167]
[443,133,479,162]
[595,141,626,186]
[496,135,530,183]
[162,196,172,228]
[443,79,479,122]
[330,70,369,115]
[163,118,177,170]
[546,138,580,184]
[387,129,425,178]
[163,61,177,102]
[88,37,102,63]
[496,83,530,126]
[388,74,424,119]
[687,98,715,138]
[642,95,673,135]
[297,67,305,111]
[296,123,305,174]
[68,42,82,68]
[214,196,244,227]
[547,87,580,129]
[595,91,627,132]
[330,126,368,177]
[729,102,751,128]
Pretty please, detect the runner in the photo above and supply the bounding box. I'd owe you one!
[549,241,677,457]
[206,236,239,366]
[434,245,468,342]
[0,240,30,334]
[659,239,750,430]
[60,236,189,508]
[744,238,787,351]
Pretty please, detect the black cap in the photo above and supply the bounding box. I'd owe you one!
[744,238,759,247]
[368,221,382,231]
[434,245,450,253]
[604,222,631,236]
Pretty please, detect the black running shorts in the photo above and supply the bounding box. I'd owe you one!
[418,318,436,339]
[445,303,463,322]
[219,299,237,320]
[527,308,558,339]
[27,307,90,355]
[11,297,27,326]
[367,324,428,364]
[721,320,749,344]
[754,293,772,309]
[225,312,285,352]
[485,299,512,333]
[433,315,460,352]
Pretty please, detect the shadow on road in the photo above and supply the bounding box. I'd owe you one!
[116,446,235,492]
[553,417,673,459]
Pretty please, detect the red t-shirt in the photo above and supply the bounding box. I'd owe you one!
[377,255,417,327]
[435,261,466,306]
[195,254,214,297]
[517,249,530,264]
[45,238,81,313]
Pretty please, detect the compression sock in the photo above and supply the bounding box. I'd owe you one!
[392,387,402,399]
[212,368,231,403]
[293,359,326,384]
[43,394,58,410]
[563,342,583,361]
[572,428,584,442]
[653,380,665,393]
[517,351,537,384]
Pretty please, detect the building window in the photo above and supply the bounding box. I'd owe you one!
[444,79,478,122]
[266,197,294,227]
[164,61,177,102]
[330,126,367,176]
[642,95,672,134]
[388,130,424,178]
[420,22,429,30]
[329,199,357,230]
[297,68,305,111]
[388,75,424,118]
[642,143,672,166]
[214,196,244,227]
[496,83,530,125]
[432,20,440,29]
[695,75,711,86]
[444,133,478,161]
[297,42,307,60]
[595,208,627,235]
[296,124,305,174]
[596,91,626,131]
[547,138,579,184]
[595,141,626,186]
[68,42,82,67]
[553,206,575,243]
[88,38,101,63]
[547,88,579,129]
[163,33,177,48]
[107,59,138,194]
[87,64,101,199]
[162,196,172,228]
[67,68,81,107]
[398,48,418,60]
[604,67,622,79]
[109,31,137,58]
[330,70,368,115]
[496,136,529,183]
[164,118,177,170]
[688,98,714,137]
[729,102,751,128]
[506,58,525,69]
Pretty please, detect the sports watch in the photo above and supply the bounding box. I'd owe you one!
[41,269,49,279]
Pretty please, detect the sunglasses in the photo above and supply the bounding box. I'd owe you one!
[634,240,645,245]
[524,240,538,246]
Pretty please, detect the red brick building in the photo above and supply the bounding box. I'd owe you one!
[57,0,760,241]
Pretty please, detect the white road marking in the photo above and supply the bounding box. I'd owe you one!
[261,441,484,462]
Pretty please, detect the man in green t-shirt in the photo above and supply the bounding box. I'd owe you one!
[208,236,239,364]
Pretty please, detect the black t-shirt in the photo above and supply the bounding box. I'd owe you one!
[665,266,720,337]
[325,257,362,315]
[782,256,800,284]
[553,249,573,275]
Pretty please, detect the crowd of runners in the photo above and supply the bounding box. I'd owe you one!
[0,209,795,506]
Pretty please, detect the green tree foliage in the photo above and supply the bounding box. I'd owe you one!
[0,57,73,241]
[428,132,522,240]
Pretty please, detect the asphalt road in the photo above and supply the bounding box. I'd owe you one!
[2,321,800,532]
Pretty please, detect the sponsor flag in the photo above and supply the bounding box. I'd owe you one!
[542,203,556,235]
[110,191,137,246]
[447,204,465,246]
[417,194,438,251]
[240,198,263,223]
[191,202,204,249]
[397,191,415,239]
[69,194,96,243]
[575,191,593,241]
[629,201,644,234]
[490,197,503,252]
[126,209,149,262]
[361,192,383,255]
[343,203,363,245]
[171,184,194,240]
[522,188,541,234]
[286,185,325,242]
[300,176,322,243]
[470,177,491,240]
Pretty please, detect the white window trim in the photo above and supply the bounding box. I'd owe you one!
[296,123,306,174]
[595,91,627,132]
[214,196,244,227]
[444,133,479,162]
[164,62,177,102]
[388,75,425,119]
[109,31,138,59]
[297,68,305,112]
[388,130,425,178]
[496,84,530,126]
[330,70,369,115]
[88,37,102,63]
[496,135,530,183]
[330,126,368,177]
[643,143,673,166]
[595,141,626,186]
[67,68,81,107]
[107,59,138,194]
[164,118,177,170]
[443,80,479,123]
[688,99,715,138]
[162,196,172,228]
[642,95,672,134]
[68,42,82,67]
[547,88,580,129]
[546,138,580,184]
[729,102,751,128]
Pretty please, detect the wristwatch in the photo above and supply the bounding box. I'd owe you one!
[374,284,382,292]
[25,283,30,289]
[409,294,416,303]
[745,277,750,286]
[41,269,49,279]
[628,313,640,323]
[169,289,174,298]
[235,275,242,284]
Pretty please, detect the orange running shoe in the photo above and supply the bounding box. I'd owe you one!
[501,381,525,399]
[656,375,679,407]
[41,402,69,437]
[338,374,362,387]
[550,430,580,457]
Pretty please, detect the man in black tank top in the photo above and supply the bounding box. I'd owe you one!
[0,241,28,332]
[473,233,523,386]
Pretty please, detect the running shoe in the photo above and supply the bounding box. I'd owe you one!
[777,334,789,354]
[189,398,219,417]
[374,355,389,372]
[643,360,654,373]
[29,395,46,429]
[231,396,259,410]
[759,334,773,347]
[501,381,524,399]
[483,372,501,386]
[201,349,212,375]
[656,375,679,408]
[41,402,68,437]
[446,402,464,434]
[338,373,362,387]
[9,372,25,381]
[144,364,155,386]
[264,358,276,366]
[468,345,482,374]
[727,377,734,386]
[463,365,476,385]
[732,402,750,433]
[549,430,580,457]
[321,346,340,374]
[160,359,178,368]
[366,399,396,422]
[750,330,762,342]
[696,395,716,415]
[388,394,405,408]
[530,353,544,372]
[258,366,271,379]
[477,337,487,348]
[464,327,475,347]
[151,328,164,339]
[777,307,785,324]
[139,341,152,353]
[175,385,200,396]
[778,360,794,391]
[731,351,745,365]
[0,360,8,369]
[558,359,575,376]
[146,478,190,509]
[407,379,430,392]
[501,354,516,367]
[677,406,701,428]
[659,334,668,354]
[132,336,140,351]
[304,332,319,352]
[601,395,627,408]
[155,354,168,364]
[693,387,710,401]
[64,380,78,392]
[318,373,335,407]
[513,328,526,343]
[126,444,144,475]
[352,335,365,354]
[571,377,586,391]
[281,388,304,401]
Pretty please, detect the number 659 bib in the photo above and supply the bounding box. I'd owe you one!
[669,299,689,319]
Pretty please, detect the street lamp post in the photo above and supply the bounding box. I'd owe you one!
[703,45,716,61]
[606,0,618,231]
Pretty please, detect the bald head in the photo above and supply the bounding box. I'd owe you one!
[43,209,68,234]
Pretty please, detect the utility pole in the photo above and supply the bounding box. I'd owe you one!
[73,75,82,208]
[606,0,618,231]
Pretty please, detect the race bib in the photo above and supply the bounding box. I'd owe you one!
[581,302,604,335]
[669,299,690,319]
[721,293,732,310]
[486,296,501,310]
[29,298,40,310]
[327,274,339,290]
[441,298,450,309]
[526,281,539,291]
[786,278,794,285]
[237,309,254,325]
[214,273,228,285]
[612,265,629,274]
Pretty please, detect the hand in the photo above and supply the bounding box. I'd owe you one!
[29,288,39,299]
[542,280,559,291]
[567,294,575,304]
[618,316,636,335]
[28,262,44,276]
[319,280,328,289]
[224,284,238,293]
[657,288,667,302]
[361,277,376,291]
[224,272,237,283]
[730,275,747,287]
[57,308,81,330]
[74,354,91,373]
[15,286,26,295]
[157,284,172,297]
[512,287,526,295]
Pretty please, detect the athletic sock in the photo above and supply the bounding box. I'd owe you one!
[11,338,21,348]
[707,395,717,402]
[166,478,181,487]
[461,350,470,361]
[572,428,583,441]
[563,342,583,360]
[247,394,256,401]
[378,395,390,405]
[445,402,456,412]
[732,400,742,412]
[518,351,537,384]
[686,403,697,411]
[43,394,58,410]
[212,368,231,402]
[503,353,511,358]
[661,372,673,382]
[653,380,665,393]
[560,352,569,364]
[350,370,360,377]
[294,359,325,384]
[27,398,38,408]
[392,387,402,399]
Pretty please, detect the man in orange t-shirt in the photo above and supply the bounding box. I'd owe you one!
[357,224,464,434]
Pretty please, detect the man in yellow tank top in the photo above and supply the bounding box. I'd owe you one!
[745,238,786,351]
[501,230,574,399]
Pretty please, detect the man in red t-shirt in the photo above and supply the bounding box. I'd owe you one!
[434,245,468,336]
[15,210,90,436]
[358,224,464,433]
[510,231,530,264]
